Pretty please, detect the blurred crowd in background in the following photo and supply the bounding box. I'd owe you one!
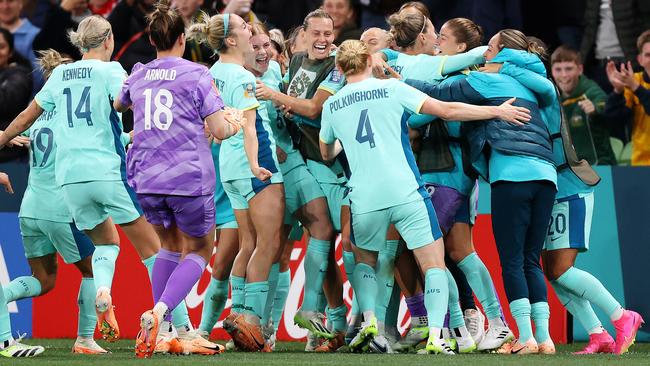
[1,0,650,165]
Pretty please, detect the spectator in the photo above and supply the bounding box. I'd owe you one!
[470,0,523,41]
[176,0,216,65]
[580,0,650,93]
[360,27,391,53]
[605,30,650,166]
[89,0,119,17]
[32,0,91,60]
[107,0,156,73]
[0,28,31,163]
[553,0,586,51]
[357,0,413,29]
[246,0,319,34]
[0,0,42,92]
[551,45,617,165]
[323,0,362,45]
[221,0,259,22]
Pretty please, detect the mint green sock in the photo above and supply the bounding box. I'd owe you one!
[552,281,602,332]
[556,266,622,319]
[342,250,359,319]
[262,263,280,325]
[142,254,190,328]
[317,289,328,313]
[446,269,465,329]
[510,298,533,343]
[272,270,291,331]
[199,277,229,332]
[244,281,269,320]
[77,277,96,338]
[458,252,502,320]
[302,238,330,311]
[326,304,348,333]
[0,279,10,342]
[92,244,120,291]
[531,302,550,343]
[352,263,377,316]
[376,240,398,323]
[3,276,41,302]
[230,275,246,313]
[171,302,190,329]
[424,268,448,328]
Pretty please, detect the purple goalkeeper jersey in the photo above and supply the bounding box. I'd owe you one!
[120,57,224,196]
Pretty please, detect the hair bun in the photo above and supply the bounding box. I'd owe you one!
[154,0,171,14]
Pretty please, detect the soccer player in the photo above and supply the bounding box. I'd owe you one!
[0,15,162,343]
[254,9,349,351]
[188,12,285,352]
[409,29,558,355]
[197,140,240,348]
[414,18,512,351]
[319,39,530,354]
[360,27,392,54]
[113,1,241,358]
[243,23,333,350]
[0,50,105,355]
[374,11,508,352]
[484,45,644,355]
[0,172,44,358]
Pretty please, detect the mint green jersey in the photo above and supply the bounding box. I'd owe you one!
[210,61,279,181]
[320,78,429,214]
[18,109,72,222]
[382,46,486,82]
[34,60,128,186]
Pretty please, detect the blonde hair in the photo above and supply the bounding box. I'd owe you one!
[68,15,112,53]
[250,22,269,37]
[269,28,285,53]
[336,39,370,76]
[37,49,73,79]
[186,13,228,52]
[637,29,650,52]
[497,29,546,58]
[388,11,428,49]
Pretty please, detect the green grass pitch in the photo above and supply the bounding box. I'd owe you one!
[7,339,650,366]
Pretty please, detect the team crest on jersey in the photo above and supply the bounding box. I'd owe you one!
[329,69,342,83]
[243,82,255,98]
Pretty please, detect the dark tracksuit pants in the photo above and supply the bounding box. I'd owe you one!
[491,180,556,304]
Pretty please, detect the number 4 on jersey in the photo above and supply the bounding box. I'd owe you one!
[355,109,376,148]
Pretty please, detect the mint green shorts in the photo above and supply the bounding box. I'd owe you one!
[283,164,326,218]
[61,180,143,231]
[319,182,348,232]
[19,217,95,263]
[223,174,284,210]
[217,220,239,230]
[351,198,443,252]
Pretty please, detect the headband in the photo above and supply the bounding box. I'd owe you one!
[223,13,230,37]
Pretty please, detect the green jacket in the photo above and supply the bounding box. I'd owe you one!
[560,75,617,165]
